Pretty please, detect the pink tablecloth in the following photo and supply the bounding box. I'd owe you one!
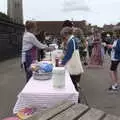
[13,71,78,114]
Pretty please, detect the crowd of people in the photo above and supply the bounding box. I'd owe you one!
[21,20,120,92]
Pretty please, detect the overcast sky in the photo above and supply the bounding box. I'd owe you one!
[1,0,120,26]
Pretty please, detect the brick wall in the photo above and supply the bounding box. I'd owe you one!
[0,20,24,61]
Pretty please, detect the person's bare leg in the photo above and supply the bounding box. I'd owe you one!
[110,70,118,84]
[109,70,119,90]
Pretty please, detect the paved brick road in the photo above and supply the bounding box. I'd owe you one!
[0,56,120,119]
[0,58,25,119]
[81,56,120,117]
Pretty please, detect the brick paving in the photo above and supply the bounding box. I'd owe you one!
[0,56,120,119]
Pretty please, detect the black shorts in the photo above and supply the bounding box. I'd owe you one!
[110,61,120,71]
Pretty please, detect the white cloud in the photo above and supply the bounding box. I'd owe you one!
[1,0,120,26]
[63,0,90,12]
[0,0,7,14]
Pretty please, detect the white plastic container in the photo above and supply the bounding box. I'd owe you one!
[52,67,65,88]
[45,52,51,60]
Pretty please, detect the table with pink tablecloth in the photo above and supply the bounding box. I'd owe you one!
[13,71,78,114]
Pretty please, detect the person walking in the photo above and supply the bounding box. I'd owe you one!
[106,34,113,56]
[89,33,103,67]
[60,27,84,92]
[87,35,93,58]
[35,31,46,61]
[108,34,120,91]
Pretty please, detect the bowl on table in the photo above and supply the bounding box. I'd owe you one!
[32,61,53,80]
[33,71,52,80]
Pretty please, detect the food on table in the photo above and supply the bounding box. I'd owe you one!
[40,63,53,72]
[17,107,37,119]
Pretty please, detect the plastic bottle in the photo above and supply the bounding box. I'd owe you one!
[55,57,59,67]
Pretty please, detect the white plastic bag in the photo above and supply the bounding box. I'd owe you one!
[66,39,84,75]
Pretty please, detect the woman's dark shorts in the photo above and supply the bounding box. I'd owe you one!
[110,61,120,71]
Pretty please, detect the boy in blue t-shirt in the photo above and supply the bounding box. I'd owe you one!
[108,35,120,91]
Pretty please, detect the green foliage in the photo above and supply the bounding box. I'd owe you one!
[0,12,12,22]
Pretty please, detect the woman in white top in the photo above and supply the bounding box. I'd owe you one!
[21,21,50,82]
